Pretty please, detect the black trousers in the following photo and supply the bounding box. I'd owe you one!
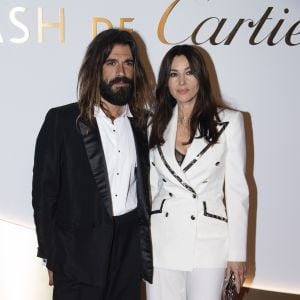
[53,209,141,300]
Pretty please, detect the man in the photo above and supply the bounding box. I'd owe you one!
[32,28,153,300]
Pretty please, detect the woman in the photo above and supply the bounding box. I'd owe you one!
[147,45,249,300]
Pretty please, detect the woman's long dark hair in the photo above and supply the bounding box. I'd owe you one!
[77,28,154,128]
[149,45,220,149]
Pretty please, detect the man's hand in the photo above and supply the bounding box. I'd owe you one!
[48,269,54,286]
[226,261,246,293]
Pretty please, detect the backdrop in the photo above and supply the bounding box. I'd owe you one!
[0,0,299,298]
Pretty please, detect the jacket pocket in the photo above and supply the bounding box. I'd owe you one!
[203,201,228,223]
[151,199,166,215]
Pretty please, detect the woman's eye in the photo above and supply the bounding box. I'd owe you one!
[169,72,177,77]
[186,70,193,75]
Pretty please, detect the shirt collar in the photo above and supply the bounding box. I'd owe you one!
[94,104,133,119]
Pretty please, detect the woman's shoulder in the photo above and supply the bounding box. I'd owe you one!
[217,107,243,123]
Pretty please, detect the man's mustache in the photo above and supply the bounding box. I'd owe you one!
[108,76,133,86]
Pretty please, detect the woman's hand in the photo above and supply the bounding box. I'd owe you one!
[226,261,246,293]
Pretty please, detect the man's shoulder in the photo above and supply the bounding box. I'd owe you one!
[46,102,79,121]
[43,102,79,129]
[48,102,79,115]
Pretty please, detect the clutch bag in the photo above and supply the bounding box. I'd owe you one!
[222,271,237,300]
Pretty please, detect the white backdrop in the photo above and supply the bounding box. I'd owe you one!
[0,0,299,298]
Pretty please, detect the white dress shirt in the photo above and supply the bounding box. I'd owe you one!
[94,105,137,216]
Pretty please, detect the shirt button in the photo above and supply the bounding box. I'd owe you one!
[169,192,173,197]
[162,179,167,182]
[118,150,120,153]
[165,212,169,217]
[191,215,195,220]
[192,194,196,198]
[116,173,119,175]
[115,194,118,197]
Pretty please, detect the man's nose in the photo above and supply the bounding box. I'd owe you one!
[116,63,125,76]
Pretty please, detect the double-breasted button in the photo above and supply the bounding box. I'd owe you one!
[162,178,167,182]
[191,215,196,220]
[165,212,169,217]
[215,162,220,166]
[169,192,173,197]
[151,162,155,166]
[192,194,196,199]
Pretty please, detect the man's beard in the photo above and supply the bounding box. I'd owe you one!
[100,76,134,106]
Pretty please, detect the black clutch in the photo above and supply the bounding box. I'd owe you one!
[222,271,237,300]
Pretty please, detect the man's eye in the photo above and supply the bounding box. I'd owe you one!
[125,61,134,66]
[106,61,116,66]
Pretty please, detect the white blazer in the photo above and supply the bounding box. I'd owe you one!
[149,105,249,271]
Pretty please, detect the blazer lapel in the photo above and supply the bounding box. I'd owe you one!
[181,131,208,172]
[78,119,113,217]
[181,121,229,173]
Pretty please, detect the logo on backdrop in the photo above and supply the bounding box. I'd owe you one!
[0,0,299,46]
[158,0,300,46]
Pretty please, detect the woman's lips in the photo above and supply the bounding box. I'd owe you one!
[177,89,189,95]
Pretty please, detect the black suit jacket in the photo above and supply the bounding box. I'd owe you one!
[32,103,153,286]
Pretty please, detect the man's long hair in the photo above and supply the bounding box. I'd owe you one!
[77,29,154,128]
[149,45,220,149]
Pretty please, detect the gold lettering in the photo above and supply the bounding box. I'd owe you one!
[38,8,65,43]
[120,18,134,32]
[92,18,112,38]
[157,0,190,45]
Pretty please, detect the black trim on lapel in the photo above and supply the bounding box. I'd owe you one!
[78,119,113,217]
[157,145,197,195]
[182,121,229,173]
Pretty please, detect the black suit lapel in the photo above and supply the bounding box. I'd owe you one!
[78,119,113,217]
[128,118,147,168]
[128,117,151,220]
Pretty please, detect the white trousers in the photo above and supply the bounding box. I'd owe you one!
[146,267,226,300]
